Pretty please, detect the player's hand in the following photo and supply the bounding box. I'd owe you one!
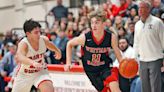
[64,64,71,72]
[54,51,62,60]
[32,62,44,70]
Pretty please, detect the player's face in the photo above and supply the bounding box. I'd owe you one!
[30,27,41,39]
[90,17,103,32]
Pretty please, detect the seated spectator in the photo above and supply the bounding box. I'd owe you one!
[113,37,141,92]
[117,26,129,39]
[113,15,124,32]
[50,29,68,64]
[1,31,14,57]
[67,12,74,22]
[126,0,138,17]
[128,8,138,21]
[127,22,135,46]
[151,0,164,17]
[0,43,17,92]
[79,5,89,17]
[72,22,80,37]
[65,22,74,39]
[104,19,113,32]
[117,0,129,17]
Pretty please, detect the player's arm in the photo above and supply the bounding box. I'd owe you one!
[42,36,61,60]
[66,34,85,65]
[15,41,34,65]
[111,33,122,63]
[16,41,44,70]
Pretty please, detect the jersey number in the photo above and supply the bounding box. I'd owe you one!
[92,54,101,62]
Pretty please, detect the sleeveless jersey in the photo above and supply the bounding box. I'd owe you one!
[81,30,113,72]
[17,36,47,75]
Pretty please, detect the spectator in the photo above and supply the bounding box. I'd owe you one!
[72,22,80,37]
[0,43,17,92]
[127,22,135,46]
[117,0,129,17]
[128,8,138,21]
[49,0,68,21]
[126,0,138,17]
[1,31,14,57]
[50,29,68,64]
[2,31,14,46]
[48,32,58,64]
[104,19,113,31]
[79,5,89,17]
[102,0,118,20]
[65,22,74,39]
[67,12,74,22]
[117,26,129,39]
[151,0,164,17]
[113,15,124,32]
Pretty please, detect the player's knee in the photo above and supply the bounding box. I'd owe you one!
[40,86,54,92]
[108,81,121,92]
[39,81,54,92]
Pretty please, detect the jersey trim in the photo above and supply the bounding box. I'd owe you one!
[91,30,106,45]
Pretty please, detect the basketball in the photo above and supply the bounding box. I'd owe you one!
[119,58,138,79]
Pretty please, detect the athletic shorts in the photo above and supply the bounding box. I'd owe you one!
[12,70,52,92]
[85,67,119,92]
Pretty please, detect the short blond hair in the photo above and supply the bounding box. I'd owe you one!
[88,9,106,22]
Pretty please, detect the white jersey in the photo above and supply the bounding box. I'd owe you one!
[16,36,47,76]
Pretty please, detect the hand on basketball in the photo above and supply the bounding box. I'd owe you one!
[54,51,62,60]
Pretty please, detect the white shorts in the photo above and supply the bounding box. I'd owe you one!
[12,70,52,92]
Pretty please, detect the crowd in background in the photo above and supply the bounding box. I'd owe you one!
[0,0,164,92]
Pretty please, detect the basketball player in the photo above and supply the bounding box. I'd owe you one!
[12,19,61,92]
[66,10,122,92]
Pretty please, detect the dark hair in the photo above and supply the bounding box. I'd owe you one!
[23,19,41,33]
[128,21,135,25]
[119,36,129,44]
[68,12,73,16]
[118,26,127,33]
